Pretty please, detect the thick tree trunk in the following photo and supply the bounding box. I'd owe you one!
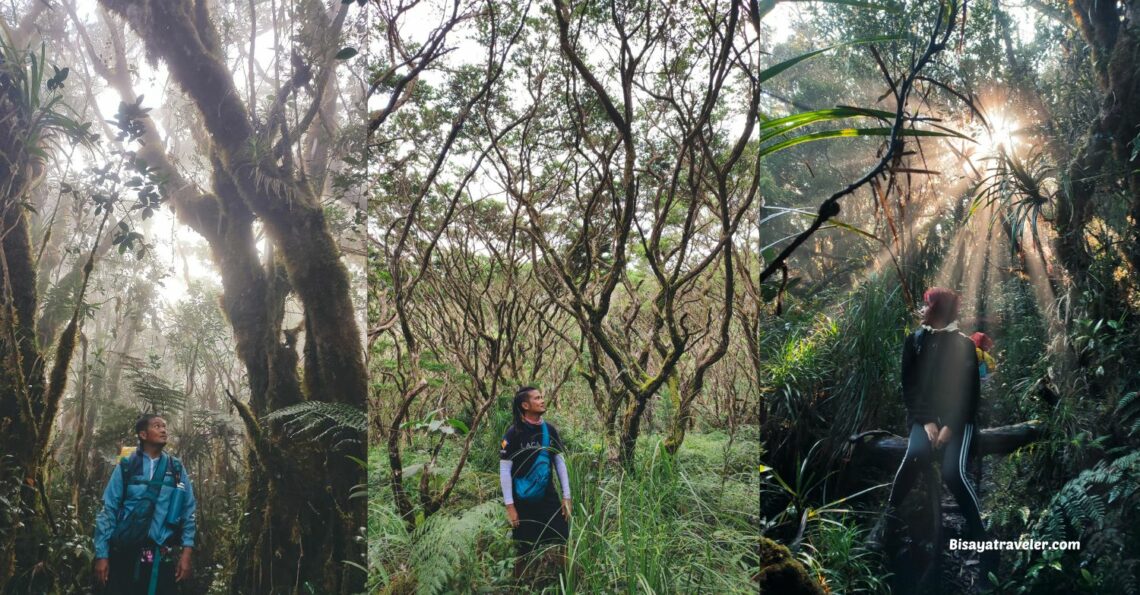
[1057,1,1140,282]
[0,85,89,593]
[619,393,651,467]
[0,75,49,584]
[95,2,366,592]
[99,0,366,402]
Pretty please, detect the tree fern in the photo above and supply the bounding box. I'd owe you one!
[262,401,365,451]
[1115,392,1140,437]
[123,356,187,414]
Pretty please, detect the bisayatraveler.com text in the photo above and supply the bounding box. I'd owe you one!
[949,539,1080,552]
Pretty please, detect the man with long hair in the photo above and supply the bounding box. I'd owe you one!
[499,386,571,578]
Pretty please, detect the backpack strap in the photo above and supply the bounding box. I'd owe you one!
[117,454,132,519]
[914,327,926,355]
[536,422,550,467]
[118,453,169,509]
[144,455,168,501]
[169,456,182,486]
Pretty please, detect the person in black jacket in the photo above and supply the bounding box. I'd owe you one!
[869,287,989,553]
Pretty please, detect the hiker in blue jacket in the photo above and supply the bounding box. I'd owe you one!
[500,386,571,577]
[93,414,197,594]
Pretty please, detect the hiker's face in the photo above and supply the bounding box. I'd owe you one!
[523,392,546,415]
[139,417,168,446]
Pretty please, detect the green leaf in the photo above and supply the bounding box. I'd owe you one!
[824,219,880,241]
[760,107,900,149]
[446,418,470,435]
[758,35,905,83]
[760,127,972,157]
[335,47,358,60]
[756,0,902,24]
[760,106,896,138]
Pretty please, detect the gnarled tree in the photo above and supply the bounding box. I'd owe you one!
[90,1,368,592]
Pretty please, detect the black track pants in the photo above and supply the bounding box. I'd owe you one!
[886,422,986,540]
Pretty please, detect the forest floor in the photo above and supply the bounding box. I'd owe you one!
[368,426,761,593]
[884,460,999,595]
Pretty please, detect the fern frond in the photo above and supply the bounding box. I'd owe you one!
[408,501,502,595]
[123,356,187,413]
[262,401,365,451]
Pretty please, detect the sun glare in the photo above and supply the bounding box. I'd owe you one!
[982,113,1020,154]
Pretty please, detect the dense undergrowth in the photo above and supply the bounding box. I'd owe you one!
[368,419,760,594]
[760,266,1140,593]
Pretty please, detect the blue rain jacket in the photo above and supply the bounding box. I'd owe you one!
[93,449,197,559]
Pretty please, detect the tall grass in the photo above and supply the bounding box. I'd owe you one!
[761,271,909,476]
[799,520,891,594]
[560,441,756,594]
[825,274,910,440]
[368,430,758,593]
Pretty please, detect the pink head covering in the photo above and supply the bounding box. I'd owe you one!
[921,287,960,328]
[971,332,994,352]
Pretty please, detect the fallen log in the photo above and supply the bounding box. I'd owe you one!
[848,421,1044,466]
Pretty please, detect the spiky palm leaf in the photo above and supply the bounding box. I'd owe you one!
[0,31,95,163]
[971,147,1058,251]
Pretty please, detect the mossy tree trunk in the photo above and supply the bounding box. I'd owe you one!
[0,62,92,591]
[0,142,53,592]
[538,0,755,467]
[94,1,366,592]
[1057,1,1140,284]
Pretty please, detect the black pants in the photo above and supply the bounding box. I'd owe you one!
[107,545,178,595]
[512,490,569,555]
[887,423,986,540]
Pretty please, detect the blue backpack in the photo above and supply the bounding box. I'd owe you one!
[513,423,551,502]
